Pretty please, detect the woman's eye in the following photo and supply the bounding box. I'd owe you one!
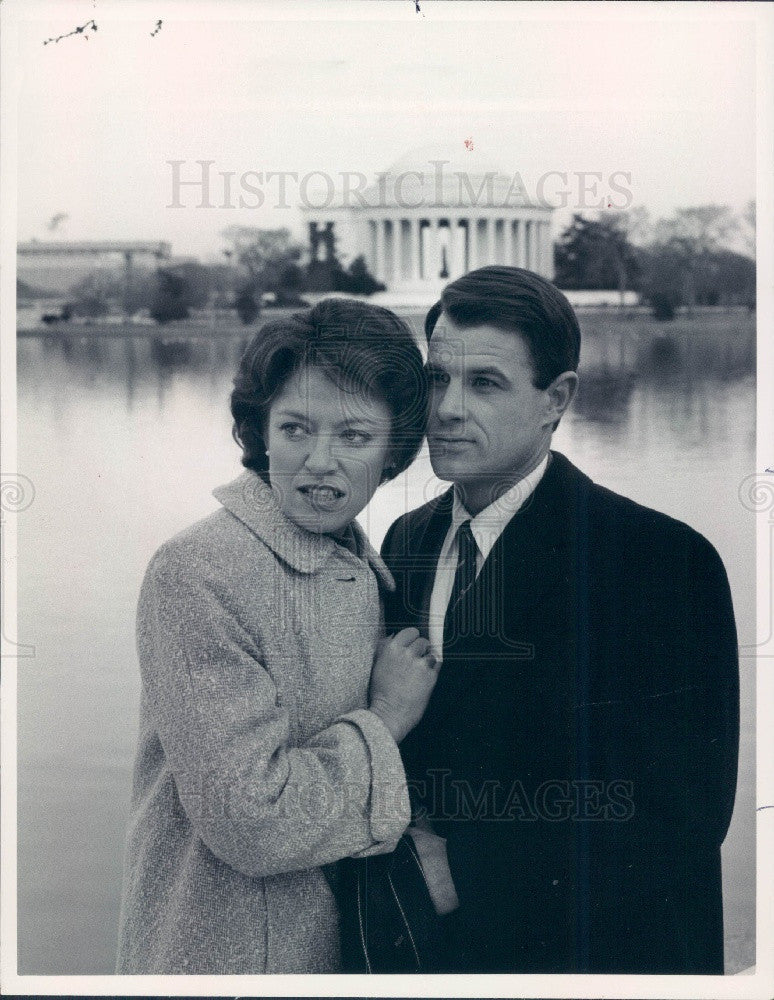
[341,429,372,444]
[280,422,307,440]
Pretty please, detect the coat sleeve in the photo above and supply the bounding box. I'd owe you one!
[606,532,740,854]
[136,543,410,879]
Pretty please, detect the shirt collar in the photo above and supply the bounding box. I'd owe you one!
[451,454,549,562]
[213,470,394,590]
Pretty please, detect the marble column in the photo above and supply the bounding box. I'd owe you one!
[516,219,526,268]
[485,217,495,264]
[544,222,553,277]
[382,221,392,286]
[392,220,403,284]
[469,217,479,270]
[445,220,456,278]
[504,220,514,265]
[374,218,385,282]
[530,221,539,274]
[429,217,440,280]
[367,220,375,273]
[526,221,535,271]
[536,222,544,272]
[409,218,420,282]
[536,222,545,272]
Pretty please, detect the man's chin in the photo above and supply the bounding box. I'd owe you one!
[429,451,479,483]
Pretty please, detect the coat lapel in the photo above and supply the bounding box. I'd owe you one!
[383,488,454,636]
[481,452,581,616]
[443,452,588,665]
[412,490,454,638]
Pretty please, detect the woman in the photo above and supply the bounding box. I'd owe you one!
[116,299,437,974]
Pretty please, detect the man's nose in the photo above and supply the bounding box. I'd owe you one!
[304,434,338,474]
[433,378,466,423]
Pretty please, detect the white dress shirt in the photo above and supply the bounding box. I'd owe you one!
[428,454,549,662]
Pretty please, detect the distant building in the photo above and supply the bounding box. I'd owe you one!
[301,145,554,293]
[16,240,171,297]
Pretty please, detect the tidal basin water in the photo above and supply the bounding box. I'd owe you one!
[16,313,756,973]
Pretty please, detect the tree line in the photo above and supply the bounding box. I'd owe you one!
[553,202,756,319]
[54,226,384,325]
[52,202,755,325]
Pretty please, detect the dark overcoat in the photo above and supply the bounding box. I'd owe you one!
[381,451,739,974]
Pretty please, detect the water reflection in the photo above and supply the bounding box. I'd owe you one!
[149,336,196,369]
[573,370,637,427]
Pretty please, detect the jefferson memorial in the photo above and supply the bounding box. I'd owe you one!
[301,146,554,293]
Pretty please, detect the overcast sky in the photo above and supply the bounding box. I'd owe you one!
[13,0,759,261]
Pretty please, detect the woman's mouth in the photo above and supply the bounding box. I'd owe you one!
[297,484,347,510]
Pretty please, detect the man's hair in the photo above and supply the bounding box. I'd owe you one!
[231,297,428,484]
[425,266,581,390]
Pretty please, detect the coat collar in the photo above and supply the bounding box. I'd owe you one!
[414,450,587,553]
[414,451,592,611]
[213,470,394,590]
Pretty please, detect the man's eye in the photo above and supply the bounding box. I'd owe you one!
[341,429,372,444]
[280,422,306,440]
[472,376,497,389]
[429,369,450,385]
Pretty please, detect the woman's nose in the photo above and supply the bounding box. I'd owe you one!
[304,435,338,474]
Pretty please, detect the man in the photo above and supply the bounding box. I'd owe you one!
[379,266,739,974]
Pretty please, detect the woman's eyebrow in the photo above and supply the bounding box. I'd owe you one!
[273,408,309,421]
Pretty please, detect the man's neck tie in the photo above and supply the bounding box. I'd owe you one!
[443,520,479,651]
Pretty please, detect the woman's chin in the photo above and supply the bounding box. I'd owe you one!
[285,504,355,536]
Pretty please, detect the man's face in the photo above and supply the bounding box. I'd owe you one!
[426,315,555,513]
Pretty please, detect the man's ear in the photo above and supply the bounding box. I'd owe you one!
[544,371,579,426]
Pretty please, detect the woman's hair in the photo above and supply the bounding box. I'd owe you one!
[231,297,428,483]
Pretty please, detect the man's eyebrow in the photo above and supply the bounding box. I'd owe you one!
[426,359,511,381]
[468,365,509,380]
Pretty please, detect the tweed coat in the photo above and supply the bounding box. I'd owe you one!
[116,471,410,974]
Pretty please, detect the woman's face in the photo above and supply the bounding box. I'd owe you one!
[266,365,393,535]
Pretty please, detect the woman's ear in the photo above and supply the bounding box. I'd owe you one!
[544,371,579,426]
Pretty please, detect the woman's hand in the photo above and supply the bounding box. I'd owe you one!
[369,627,439,743]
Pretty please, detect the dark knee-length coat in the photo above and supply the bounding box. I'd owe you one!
[381,451,739,974]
